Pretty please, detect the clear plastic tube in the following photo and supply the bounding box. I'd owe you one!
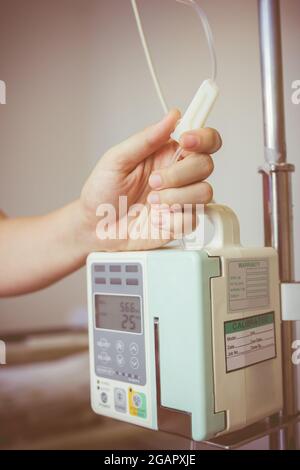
[176,0,217,82]
[171,146,184,164]
[171,0,217,164]
[131,0,217,165]
[131,0,168,114]
[131,0,217,115]
[131,0,217,248]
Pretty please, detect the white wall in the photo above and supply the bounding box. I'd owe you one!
[0,0,299,334]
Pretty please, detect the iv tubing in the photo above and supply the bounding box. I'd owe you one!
[131,0,217,115]
[131,0,218,249]
[131,0,217,164]
[177,0,217,83]
[131,0,169,114]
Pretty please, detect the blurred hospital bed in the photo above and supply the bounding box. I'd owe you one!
[0,329,191,450]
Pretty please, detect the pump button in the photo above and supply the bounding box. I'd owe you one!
[98,351,111,363]
[116,354,125,367]
[128,389,147,419]
[133,393,142,409]
[100,392,108,404]
[130,357,139,369]
[129,342,139,355]
[116,340,125,353]
[97,338,110,349]
[114,388,127,413]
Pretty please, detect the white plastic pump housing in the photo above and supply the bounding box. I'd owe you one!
[171,79,219,143]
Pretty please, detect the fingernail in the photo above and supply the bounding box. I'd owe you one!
[149,173,162,189]
[181,133,200,148]
[148,193,160,204]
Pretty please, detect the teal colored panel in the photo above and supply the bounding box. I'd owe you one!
[147,249,225,441]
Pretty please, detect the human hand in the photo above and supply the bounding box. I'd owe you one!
[80,109,222,251]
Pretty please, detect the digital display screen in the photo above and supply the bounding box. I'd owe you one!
[94,294,142,333]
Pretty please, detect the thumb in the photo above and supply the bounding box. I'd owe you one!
[104,109,180,170]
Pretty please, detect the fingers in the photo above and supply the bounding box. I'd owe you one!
[103,109,181,170]
[148,153,214,190]
[151,208,197,240]
[147,127,218,208]
[179,127,222,154]
[147,181,213,206]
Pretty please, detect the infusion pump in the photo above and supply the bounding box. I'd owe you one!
[87,204,283,441]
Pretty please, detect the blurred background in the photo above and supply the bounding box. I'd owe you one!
[0,0,299,450]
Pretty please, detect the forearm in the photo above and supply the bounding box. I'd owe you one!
[0,200,98,296]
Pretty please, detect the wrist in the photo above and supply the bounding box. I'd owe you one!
[73,199,102,255]
[65,199,101,261]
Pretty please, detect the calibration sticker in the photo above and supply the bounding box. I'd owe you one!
[227,259,270,312]
[224,312,276,372]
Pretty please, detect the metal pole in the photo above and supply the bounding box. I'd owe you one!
[258,0,298,449]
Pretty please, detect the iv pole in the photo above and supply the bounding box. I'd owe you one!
[258,0,298,450]
[193,0,299,450]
